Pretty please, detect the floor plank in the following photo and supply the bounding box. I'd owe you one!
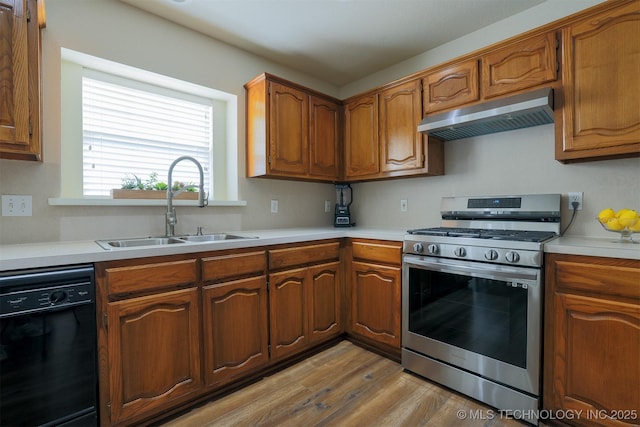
[161,341,526,427]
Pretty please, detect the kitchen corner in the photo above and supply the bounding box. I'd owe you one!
[1,0,639,425]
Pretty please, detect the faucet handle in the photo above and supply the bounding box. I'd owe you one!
[196,226,204,236]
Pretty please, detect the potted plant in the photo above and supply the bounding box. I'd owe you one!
[111,173,198,199]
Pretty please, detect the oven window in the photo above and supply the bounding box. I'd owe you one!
[408,267,527,368]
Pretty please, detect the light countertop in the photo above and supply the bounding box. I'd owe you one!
[2,228,638,272]
[0,228,406,271]
[544,235,640,260]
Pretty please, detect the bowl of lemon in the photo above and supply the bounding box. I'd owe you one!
[597,208,640,243]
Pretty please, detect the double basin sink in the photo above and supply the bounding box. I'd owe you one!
[96,233,256,250]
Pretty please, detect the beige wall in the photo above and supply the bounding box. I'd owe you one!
[1,0,637,245]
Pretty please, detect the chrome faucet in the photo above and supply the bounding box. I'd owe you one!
[166,156,208,237]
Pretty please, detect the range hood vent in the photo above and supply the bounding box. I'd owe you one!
[418,88,554,141]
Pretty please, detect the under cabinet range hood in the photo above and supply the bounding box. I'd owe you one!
[418,88,554,141]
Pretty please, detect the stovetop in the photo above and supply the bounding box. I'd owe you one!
[407,227,557,243]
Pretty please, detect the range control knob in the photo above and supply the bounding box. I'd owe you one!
[484,249,499,261]
[454,247,467,257]
[427,244,439,255]
[412,243,424,253]
[505,251,520,263]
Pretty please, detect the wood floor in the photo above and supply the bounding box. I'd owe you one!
[161,341,526,427]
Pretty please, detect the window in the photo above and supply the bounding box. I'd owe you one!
[59,49,239,203]
[82,73,213,196]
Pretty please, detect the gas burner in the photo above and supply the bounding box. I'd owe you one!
[407,227,556,243]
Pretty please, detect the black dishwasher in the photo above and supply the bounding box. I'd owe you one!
[0,265,98,426]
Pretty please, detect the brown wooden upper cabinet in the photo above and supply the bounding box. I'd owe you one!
[424,33,557,115]
[556,0,640,162]
[344,79,444,181]
[343,94,379,179]
[423,59,480,114]
[0,0,45,161]
[245,73,341,182]
[481,32,557,99]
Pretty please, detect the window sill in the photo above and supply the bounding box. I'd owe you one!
[48,198,248,207]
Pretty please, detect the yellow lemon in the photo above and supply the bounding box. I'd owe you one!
[606,217,625,231]
[598,208,616,224]
[628,220,640,232]
[618,209,639,227]
[616,208,632,218]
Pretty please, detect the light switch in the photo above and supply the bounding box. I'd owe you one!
[2,195,33,216]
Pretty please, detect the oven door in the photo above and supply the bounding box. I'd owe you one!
[402,254,541,395]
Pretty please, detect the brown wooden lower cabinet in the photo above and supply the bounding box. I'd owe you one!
[269,266,310,360]
[94,239,393,426]
[268,242,343,362]
[308,261,342,344]
[106,287,203,425]
[347,239,402,353]
[544,253,640,427]
[202,276,269,388]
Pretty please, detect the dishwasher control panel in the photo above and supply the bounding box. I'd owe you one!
[1,283,94,317]
[0,265,95,318]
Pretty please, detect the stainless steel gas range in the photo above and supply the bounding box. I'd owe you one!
[402,194,561,424]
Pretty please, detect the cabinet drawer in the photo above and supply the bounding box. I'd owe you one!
[202,250,267,282]
[105,259,198,296]
[552,256,640,300]
[269,241,340,270]
[351,240,402,265]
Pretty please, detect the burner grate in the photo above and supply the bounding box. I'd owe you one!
[407,227,556,243]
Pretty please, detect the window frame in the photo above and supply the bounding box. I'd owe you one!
[57,48,240,204]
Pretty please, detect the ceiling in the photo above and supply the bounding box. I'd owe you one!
[120,0,548,86]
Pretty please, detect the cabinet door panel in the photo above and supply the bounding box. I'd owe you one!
[350,261,401,347]
[107,287,202,424]
[559,2,640,160]
[379,80,424,173]
[424,59,479,113]
[0,0,30,148]
[308,261,341,343]
[551,293,640,421]
[344,95,379,179]
[482,32,557,98]
[202,277,269,388]
[268,81,308,175]
[309,95,340,179]
[269,268,308,360]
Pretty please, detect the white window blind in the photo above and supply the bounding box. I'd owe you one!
[82,75,213,196]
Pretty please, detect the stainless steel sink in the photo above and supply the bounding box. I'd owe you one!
[96,237,186,250]
[96,233,256,249]
[176,233,255,242]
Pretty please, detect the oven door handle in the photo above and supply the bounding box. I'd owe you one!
[403,256,539,282]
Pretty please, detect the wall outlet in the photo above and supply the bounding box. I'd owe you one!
[270,199,279,213]
[324,200,331,213]
[2,195,33,216]
[568,192,583,210]
[400,199,408,212]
